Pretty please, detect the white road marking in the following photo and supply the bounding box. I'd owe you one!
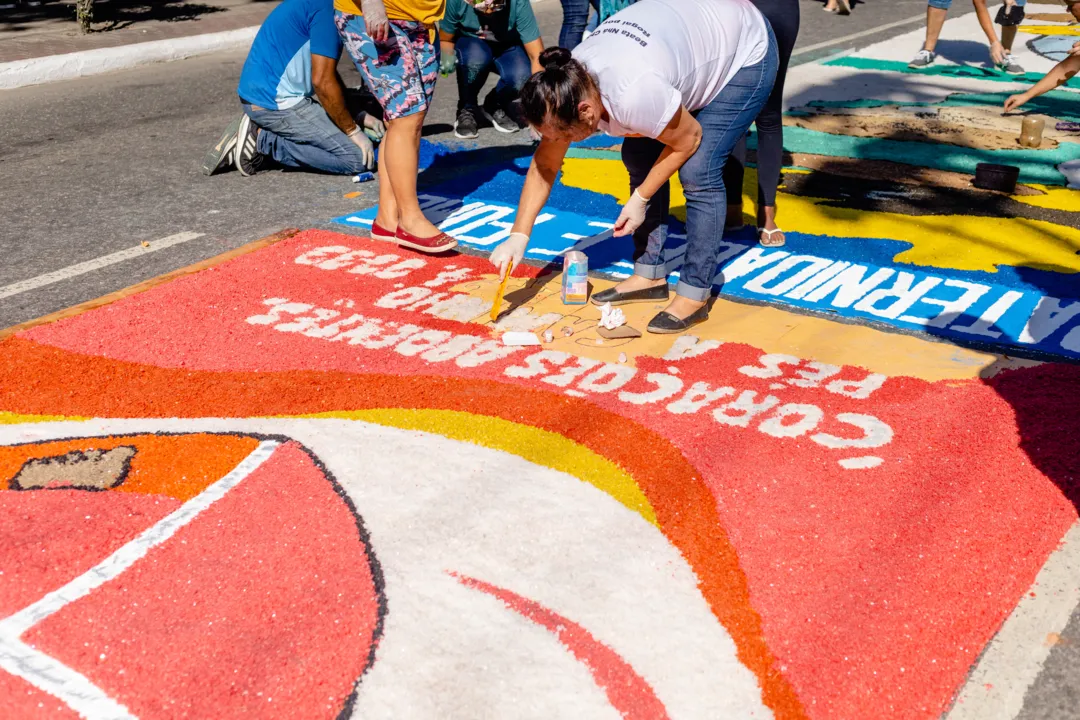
[0,440,279,719]
[790,12,929,63]
[0,638,136,720]
[944,519,1080,720]
[0,231,203,301]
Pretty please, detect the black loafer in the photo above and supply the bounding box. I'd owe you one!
[647,307,709,334]
[591,284,669,306]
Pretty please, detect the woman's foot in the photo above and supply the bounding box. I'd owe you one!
[592,275,669,306]
[614,275,666,294]
[823,0,838,11]
[371,215,398,241]
[647,296,709,334]
[758,228,786,247]
[757,205,784,246]
[836,0,851,14]
[395,215,457,253]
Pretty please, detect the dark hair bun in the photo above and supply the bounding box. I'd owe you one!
[539,47,573,71]
[521,46,594,130]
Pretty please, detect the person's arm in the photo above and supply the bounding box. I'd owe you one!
[1004,54,1080,111]
[312,54,358,134]
[490,137,570,273]
[439,37,457,75]
[613,106,701,237]
[515,0,544,74]
[513,137,568,236]
[973,0,1006,64]
[523,38,544,75]
[312,50,374,167]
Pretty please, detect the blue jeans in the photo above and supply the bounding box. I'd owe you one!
[241,97,369,175]
[927,0,1024,8]
[623,24,778,301]
[558,0,599,50]
[455,37,532,112]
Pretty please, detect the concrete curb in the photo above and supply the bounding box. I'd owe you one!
[0,26,258,90]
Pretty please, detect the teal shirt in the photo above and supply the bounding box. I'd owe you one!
[440,0,541,46]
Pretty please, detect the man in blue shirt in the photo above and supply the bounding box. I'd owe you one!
[202,0,385,177]
[438,0,544,139]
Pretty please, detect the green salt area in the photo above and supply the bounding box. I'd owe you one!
[802,89,1080,123]
[566,130,1079,186]
[823,56,1080,90]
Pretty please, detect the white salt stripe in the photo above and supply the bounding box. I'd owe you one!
[0,232,203,300]
[944,520,1080,720]
[0,637,136,720]
[0,440,279,638]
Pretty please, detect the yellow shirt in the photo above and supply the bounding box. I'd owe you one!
[334,0,445,26]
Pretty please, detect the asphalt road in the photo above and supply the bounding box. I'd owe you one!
[0,0,937,331]
[0,1,1077,717]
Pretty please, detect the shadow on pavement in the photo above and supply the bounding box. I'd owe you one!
[0,0,229,34]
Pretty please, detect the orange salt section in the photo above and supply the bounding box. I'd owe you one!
[0,336,806,720]
[0,433,260,501]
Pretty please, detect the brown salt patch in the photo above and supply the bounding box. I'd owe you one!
[1027,13,1075,22]
[786,111,1059,151]
[10,446,136,491]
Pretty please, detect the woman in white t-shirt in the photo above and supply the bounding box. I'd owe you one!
[489,0,778,333]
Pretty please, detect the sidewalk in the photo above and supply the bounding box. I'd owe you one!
[0,0,277,63]
[0,0,279,89]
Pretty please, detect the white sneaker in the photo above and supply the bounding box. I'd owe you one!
[999,53,1025,75]
[908,49,936,68]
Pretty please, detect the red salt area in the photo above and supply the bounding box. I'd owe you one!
[4,229,1078,719]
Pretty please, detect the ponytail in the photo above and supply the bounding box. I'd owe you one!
[520,47,596,130]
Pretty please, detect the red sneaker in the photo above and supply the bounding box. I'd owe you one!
[394,226,458,254]
[370,221,396,242]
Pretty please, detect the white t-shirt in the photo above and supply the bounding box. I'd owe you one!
[572,0,769,139]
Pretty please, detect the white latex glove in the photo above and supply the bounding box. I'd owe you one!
[347,127,375,169]
[359,111,385,141]
[990,41,1007,66]
[360,0,390,43]
[613,189,648,237]
[491,232,529,276]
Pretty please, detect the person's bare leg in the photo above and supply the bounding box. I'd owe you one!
[924,6,948,52]
[613,275,666,293]
[759,205,779,232]
[727,201,746,228]
[663,294,707,320]
[1001,24,1017,53]
[382,111,442,238]
[374,143,399,232]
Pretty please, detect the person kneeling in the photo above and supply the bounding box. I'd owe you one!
[202,0,384,177]
[439,0,544,139]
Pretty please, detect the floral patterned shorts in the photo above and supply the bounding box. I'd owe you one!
[335,12,438,121]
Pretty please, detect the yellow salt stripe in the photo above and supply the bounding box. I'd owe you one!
[560,157,1080,275]
[0,411,86,425]
[291,408,659,526]
[454,272,1011,381]
[1014,185,1080,213]
[1018,24,1080,36]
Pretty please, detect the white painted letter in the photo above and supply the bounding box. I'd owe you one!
[713,391,780,427]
